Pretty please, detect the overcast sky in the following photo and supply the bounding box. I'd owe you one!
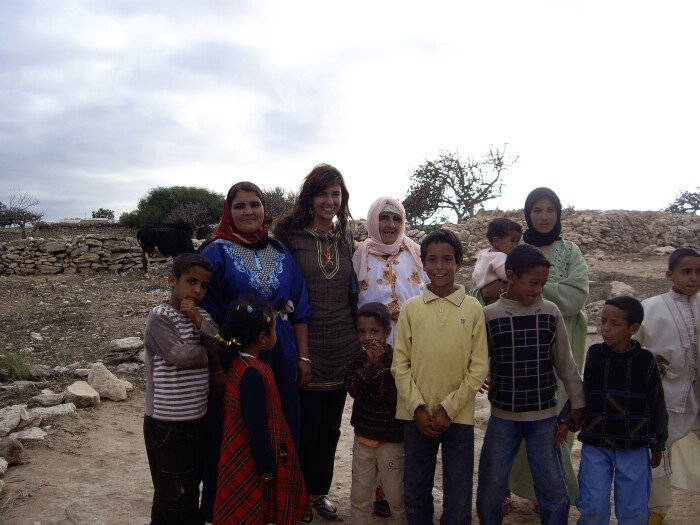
[1,1,698,222]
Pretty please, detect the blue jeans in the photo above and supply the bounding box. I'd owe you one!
[476,416,569,525]
[403,421,474,525]
[576,444,650,525]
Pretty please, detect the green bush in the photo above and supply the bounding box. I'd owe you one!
[0,352,31,381]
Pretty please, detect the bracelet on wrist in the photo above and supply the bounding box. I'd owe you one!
[298,356,312,364]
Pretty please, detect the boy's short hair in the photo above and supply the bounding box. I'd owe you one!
[668,247,700,271]
[356,302,392,329]
[171,253,213,278]
[604,295,644,325]
[505,244,551,277]
[486,218,522,242]
[420,228,463,264]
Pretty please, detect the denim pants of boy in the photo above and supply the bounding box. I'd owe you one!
[576,444,650,525]
[476,415,569,525]
[403,420,474,525]
[143,414,206,525]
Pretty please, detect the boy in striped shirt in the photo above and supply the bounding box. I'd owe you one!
[143,253,221,525]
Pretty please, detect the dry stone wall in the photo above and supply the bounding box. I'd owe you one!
[1,211,699,275]
[0,234,169,276]
[355,210,700,258]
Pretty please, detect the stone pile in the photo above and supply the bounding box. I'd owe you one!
[353,209,700,257]
[0,344,141,493]
[0,234,169,275]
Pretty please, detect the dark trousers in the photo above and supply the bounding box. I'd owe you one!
[404,421,475,525]
[298,387,347,495]
[143,414,206,525]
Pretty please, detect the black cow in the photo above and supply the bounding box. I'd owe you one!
[136,227,195,273]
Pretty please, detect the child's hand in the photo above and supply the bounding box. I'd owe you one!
[655,356,669,376]
[414,406,440,438]
[650,450,663,468]
[209,370,226,399]
[432,406,452,432]
[482,279,508,300]
[479,377,490,394]
[554,422,569,447]
[180,298,203,328]
[365,340,386,367]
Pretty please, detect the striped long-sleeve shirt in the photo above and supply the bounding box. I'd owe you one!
[144,302,219,421]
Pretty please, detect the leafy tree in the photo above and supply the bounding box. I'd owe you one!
[0,190,44,238]
[402,146,517,225]
[263,186,297,227]
[665,187,700,215]
[119,186,224,228]
[91,208,115,220]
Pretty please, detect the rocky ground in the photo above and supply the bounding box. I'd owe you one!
[0,253,698,524]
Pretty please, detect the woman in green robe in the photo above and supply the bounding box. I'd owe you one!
[471,187,589,509]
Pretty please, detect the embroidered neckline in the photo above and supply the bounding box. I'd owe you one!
[305,227,340,279]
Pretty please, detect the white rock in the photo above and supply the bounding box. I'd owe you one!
[0,457,7,475]
[53,366,69,375]
[29,364,53,379]
[137,349,146,363]
[29,403,77,419]
[88,362,127,401]
[0,405,24,437]
[108,337,143,352]
[121,379,134,392]
[18,346,34,354]
[30,332,44,342]
[11,426,47,443]
[64,381,100,408]
[31,390,66,407]
[0,479,4,493]
[0,380,46,392]
[587,325,598,335]
[16,407,42,431]
[609,280,637,297]
[73,368,91,378]
[117,362,143,374]
[0,435,24,465]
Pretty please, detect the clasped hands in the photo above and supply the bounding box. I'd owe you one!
[414,405,451,438]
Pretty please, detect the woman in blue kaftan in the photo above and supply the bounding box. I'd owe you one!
[198,181,311,521]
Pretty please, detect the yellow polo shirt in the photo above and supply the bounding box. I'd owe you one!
[391,285,488,425]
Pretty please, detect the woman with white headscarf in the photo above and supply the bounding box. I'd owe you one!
[353,197,427,347]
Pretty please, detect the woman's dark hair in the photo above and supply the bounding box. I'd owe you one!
[604,295,644,325]
[486,218,522,242]
[419,228,463,264]
[226,181,266,209]
[504,244,552,277]
[219,295,275,349]
[668,247,700,271]
[273,164,352,245]
[356,302,392,330]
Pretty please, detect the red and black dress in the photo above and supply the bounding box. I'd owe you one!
[213,354,310,525]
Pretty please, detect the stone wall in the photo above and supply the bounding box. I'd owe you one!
[0,234,168,275]
[354,209,700,258]
[1,210,699,275]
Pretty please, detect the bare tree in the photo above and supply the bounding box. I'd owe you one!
[0,190,44,238]
[403,145,517,225]
[665,187,700,215]
[164,201,212,233]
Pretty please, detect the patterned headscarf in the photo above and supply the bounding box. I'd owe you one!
[352,197,422,282]
[522,187,562,247]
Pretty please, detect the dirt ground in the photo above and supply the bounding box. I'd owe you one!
[0,254,699,524]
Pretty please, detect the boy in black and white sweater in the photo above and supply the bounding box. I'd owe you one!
[476,244,585,525]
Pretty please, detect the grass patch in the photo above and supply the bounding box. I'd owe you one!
[0,352,31,380]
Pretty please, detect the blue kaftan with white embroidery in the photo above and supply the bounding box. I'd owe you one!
[200,238,311,442]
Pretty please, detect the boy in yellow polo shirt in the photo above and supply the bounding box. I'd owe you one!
[392,228,489,524]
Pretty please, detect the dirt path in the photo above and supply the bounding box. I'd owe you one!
[2,387,699,524]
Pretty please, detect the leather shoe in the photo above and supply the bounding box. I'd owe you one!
[312,495,338,519]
